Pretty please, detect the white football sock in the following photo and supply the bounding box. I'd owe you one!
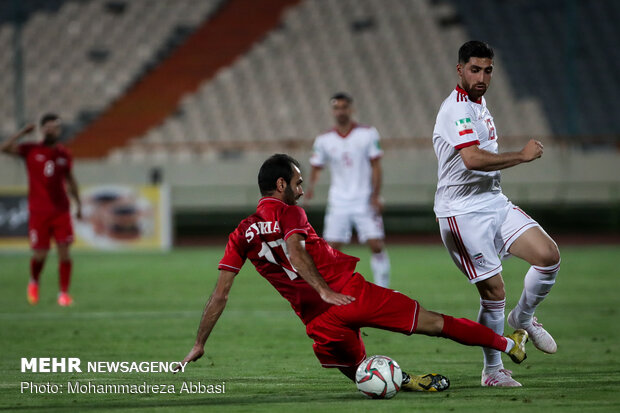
[478,298,506,371]
[514,260,560,327]
[370,250,390,288]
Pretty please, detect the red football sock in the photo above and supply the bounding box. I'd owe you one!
[30,259,44,283]
[59,260,72,293]
[440,314,508,352]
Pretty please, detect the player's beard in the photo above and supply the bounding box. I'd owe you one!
[336,114,350,126]
[462,80,487,100]
[283,185,298,205]
[42,134,58,145]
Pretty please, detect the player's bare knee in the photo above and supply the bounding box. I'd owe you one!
[533,242,560,267]
[57,245,71,261]
[542,243,561,267]
[368,241,383,254]
[32,250,48,262]
[415,307,444,336]
[475,277,505,301]
[483,288,505,301]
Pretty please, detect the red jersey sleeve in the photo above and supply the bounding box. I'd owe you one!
[18,143,36,158]
[218,227,248,274]
[280,205,309,240]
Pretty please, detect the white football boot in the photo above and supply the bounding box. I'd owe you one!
[508,309,557,354]
[481,368,521,387]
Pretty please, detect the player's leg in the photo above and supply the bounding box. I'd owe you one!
[367,238,390,287]
[354,209,390,287]
[305,307,367,382]
[310,274,447,391]
[27,214,52,305]
[56,243,73,306]
[53,212,75,306]
[337,366,356,381]
[28,249,48,305]
[333,275,447,391]
[323,206,352,252]
[474,273,521,386]
[438,214,519,386]
[414,297,526,388]
[414,305,525,363]
[502,211,560,353]
[312,312,447,392]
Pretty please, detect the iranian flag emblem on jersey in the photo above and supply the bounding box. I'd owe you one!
[455,118,474,136]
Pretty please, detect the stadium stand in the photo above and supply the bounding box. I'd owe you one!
[449,0,620,139]
[108,0,557,162]
[0,0,222,139]
[69,0,301,158]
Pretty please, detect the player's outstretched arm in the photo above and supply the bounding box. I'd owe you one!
[286,233,355,306]
[460,139,543,172]
[176,270,236,370]
[0,123,35,155]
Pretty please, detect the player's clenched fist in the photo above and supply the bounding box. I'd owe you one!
[520,139,544,162]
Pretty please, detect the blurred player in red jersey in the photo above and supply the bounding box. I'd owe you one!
[1,114,82,306]
[177,154,529,391]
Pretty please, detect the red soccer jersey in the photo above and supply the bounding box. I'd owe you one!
[18,143,72,214]
[219,197,359,324]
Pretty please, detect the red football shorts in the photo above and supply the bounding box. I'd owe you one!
[305,273,419,368]
[29,211,74,250]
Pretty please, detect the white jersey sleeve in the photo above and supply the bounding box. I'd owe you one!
[367,127,383,160]
[310,135,327,167]
[440,103,480,149]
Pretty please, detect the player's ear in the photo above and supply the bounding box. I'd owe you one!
[456,63,463,77]
[276,177,287,192]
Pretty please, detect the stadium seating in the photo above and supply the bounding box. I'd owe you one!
[1,0,619,162]
[0,0,221,138]
[108,0,560,162]
[449,0,620,138]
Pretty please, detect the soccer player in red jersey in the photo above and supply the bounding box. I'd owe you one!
[1,114,82,306]
[177,154,528,391]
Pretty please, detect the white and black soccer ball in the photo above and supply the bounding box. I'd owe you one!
[355,355,403,399]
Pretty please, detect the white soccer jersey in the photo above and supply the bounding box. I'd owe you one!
[310,124,383,209]
[432,85,505,217]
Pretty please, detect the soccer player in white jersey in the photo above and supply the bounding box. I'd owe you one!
[305,93,390,287]
[432,41,561,387]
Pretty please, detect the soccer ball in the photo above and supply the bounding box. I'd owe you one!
[355,355,403,399]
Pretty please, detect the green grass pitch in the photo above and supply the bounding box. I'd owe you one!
[1,245,619,412]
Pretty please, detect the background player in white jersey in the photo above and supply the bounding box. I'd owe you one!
[432,41,561,387]
[305,93,390,287]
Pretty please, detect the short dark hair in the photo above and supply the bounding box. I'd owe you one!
[330,92,353,104]
[40,113,60,126]
[458,41,494,64]
[258,154,301,196]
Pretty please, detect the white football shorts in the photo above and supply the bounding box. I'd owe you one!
[438,198,540,284]
[323,203,385,244]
